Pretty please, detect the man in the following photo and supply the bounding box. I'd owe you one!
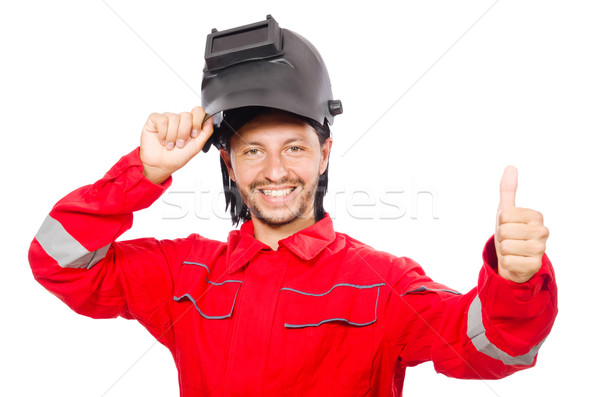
[29,16,557,396]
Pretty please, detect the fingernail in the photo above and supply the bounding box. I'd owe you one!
[176,139,185,148]
[191,129,199,138]
[161,140,167,146]
[166,141,175,150]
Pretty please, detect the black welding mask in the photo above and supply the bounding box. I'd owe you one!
[200,15,343,152]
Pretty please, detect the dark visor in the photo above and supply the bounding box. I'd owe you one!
[204,15,283,72]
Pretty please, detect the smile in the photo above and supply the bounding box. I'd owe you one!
[260,187,296,197]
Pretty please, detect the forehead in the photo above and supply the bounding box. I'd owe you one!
[229,112,318,147]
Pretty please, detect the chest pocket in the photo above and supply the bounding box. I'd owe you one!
[278,283,384,395]
[281,283,383,328]
[173,261,242,319]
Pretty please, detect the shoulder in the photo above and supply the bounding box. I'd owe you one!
[113,233,227,264]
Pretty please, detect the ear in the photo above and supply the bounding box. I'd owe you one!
[319,138,333,175]
[219,148,236,183]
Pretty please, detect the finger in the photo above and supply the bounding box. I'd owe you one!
[199,115,214,139]
[197,115,215,143]
[499,255,542,275]
[150,113,169,145]
[497,239,546,257]
[183,115,215,157]
[496,222,549,242]
[145,113,161,134]
[147,113,169,144]
[498,207,544,225]
[165,113,180,150]
[176,112,193,148]
[191,106,207,138]
[498,165,518,211]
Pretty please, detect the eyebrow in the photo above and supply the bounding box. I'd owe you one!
[241,137,306,147]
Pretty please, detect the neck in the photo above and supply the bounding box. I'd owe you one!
[252,214,317,250]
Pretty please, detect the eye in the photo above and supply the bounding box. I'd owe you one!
[245,148,260,156]
[288,146,302,153]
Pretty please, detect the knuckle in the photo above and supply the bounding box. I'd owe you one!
[528,209,543,223]
[180,112,193,127]
[525,257,541,272]
[498,240,509,255]
[499,255,514,270]
[535,240,546,254]
[532,224,546,237]
[165,115,180,137]
[157,116,168,134]
[495,225,503,240]
[536,211,544,223]
[496,224,508,240]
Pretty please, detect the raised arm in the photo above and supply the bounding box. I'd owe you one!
[386,166,557,383]
[28,107,214,335]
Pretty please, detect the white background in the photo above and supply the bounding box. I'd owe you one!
[1,0,598,396]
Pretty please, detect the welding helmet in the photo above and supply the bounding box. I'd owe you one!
[200,15,343,152]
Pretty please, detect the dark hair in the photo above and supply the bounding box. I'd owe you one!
[216,106,331,227]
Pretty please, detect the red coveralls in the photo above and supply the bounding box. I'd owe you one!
[29,149,558,396]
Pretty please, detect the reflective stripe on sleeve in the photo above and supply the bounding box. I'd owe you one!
[466,294,545,366]
[35,215,111,269]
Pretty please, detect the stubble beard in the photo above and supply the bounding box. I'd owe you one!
[239,176,319,227]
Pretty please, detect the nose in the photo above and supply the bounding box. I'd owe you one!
[262,152,289,183]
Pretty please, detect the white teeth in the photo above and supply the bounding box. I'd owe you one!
[262,187,294,197]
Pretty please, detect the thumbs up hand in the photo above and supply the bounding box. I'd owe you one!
[494,166,549,283]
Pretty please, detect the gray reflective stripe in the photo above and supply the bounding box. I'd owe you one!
[280,282,385,297]
[35,215,110,269]
[173,291,240,320]
[182,261,243,286]
[284,317,378,328]
[467,294,545,366]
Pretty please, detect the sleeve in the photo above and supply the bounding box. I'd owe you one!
[28,148,184,347]
[385,236,558,380]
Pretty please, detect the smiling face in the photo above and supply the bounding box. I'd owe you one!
[220,111,332,228]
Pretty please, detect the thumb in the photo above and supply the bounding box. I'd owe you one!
[498,165,518,211]
[187,115,215,155]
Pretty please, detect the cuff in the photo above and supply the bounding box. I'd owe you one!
[476,235,558,356]
[481,235,555,300]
